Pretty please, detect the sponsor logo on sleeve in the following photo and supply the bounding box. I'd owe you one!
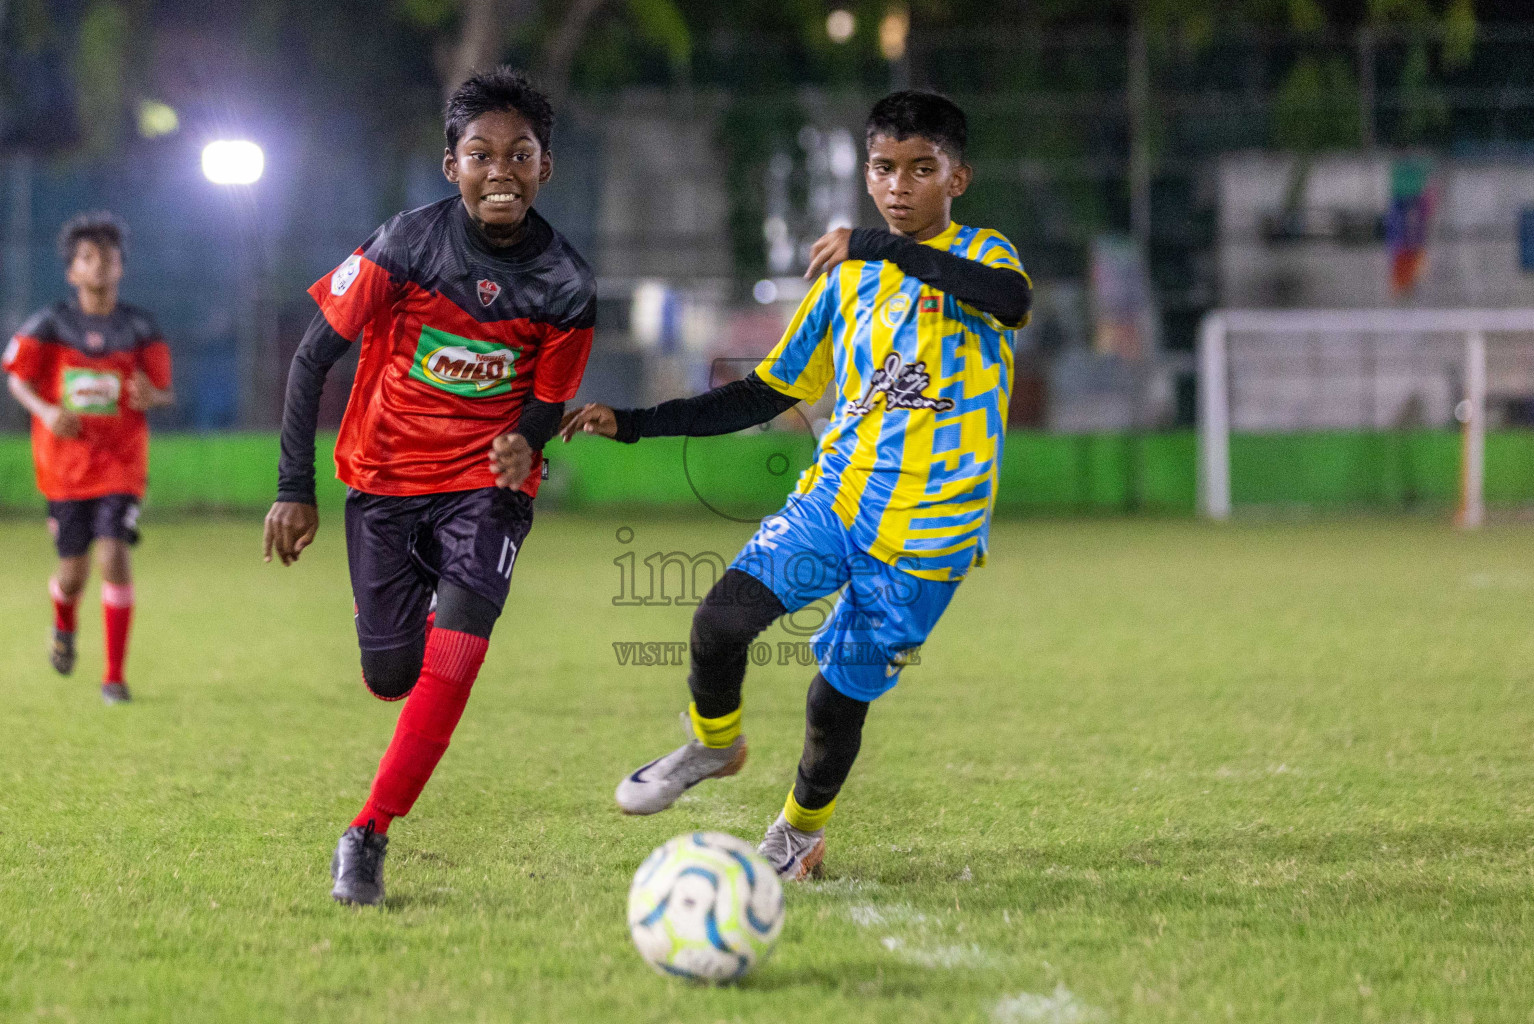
[477,279,502,307]
[331,254,363,297]
[408,325,520,398]
[61,369,122,415]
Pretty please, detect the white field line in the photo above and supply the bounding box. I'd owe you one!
[992,984,1106,1023]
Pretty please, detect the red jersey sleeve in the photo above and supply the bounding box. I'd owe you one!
[137,340,173,390]
[533,324,594,403]
[4,308,56,386]
[2,333,47,386]
[307,219,404,342]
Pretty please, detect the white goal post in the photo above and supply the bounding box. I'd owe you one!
[1198,309,1534,527]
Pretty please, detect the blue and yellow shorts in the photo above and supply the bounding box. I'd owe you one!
[730,495,960,702]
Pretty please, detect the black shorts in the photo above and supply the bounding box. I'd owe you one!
[343,486,534,652]
[46,494,142,558]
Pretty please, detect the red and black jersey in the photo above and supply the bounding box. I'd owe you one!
[2,301,171,501]
[309,198,596,498]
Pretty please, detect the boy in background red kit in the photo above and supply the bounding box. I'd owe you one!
[3,212,175,704]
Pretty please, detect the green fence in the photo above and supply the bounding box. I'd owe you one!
[1,429,1532,517]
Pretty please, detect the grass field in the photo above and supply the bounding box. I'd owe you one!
[0,513,1530,1023]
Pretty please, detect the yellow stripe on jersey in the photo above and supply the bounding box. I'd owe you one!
[755,222,1025,581]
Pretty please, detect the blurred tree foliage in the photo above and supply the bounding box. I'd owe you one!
[0,0,1495,284]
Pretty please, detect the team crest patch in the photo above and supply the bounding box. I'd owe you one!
[477,279,501,307]
[879,292,913,328]
[85,330,105,352]
[408,325,519,398]
[331,254,362,297]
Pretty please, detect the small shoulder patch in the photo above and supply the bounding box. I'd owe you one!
[332,253,363,296]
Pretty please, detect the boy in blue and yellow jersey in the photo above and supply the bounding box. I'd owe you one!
[560,91,1030,880]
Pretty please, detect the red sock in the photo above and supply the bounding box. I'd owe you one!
[351,628,488,835]
[50,578,78,633]
[102,582,133,685]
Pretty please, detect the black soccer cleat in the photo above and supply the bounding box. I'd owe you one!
[50,628,76,676]
[101,681,131,704]
[331,822,388,906]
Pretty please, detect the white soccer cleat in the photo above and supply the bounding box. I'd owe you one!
[758,812,826,881]
[615,730,748,816]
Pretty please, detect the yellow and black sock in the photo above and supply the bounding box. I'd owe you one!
[688,701,742,749]
[784,790,836,832]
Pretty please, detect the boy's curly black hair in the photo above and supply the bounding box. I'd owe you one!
[57,211,128,263]
[865,91,968,160]
[444,67,554,152]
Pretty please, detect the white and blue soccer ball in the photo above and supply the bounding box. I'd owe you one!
[628,831,785,983]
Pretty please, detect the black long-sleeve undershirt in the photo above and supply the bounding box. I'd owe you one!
[848,226,1032,327]
[515,397,565,452]
[611,372,800,443]
[276,312,351,505]
[275,311,565,504]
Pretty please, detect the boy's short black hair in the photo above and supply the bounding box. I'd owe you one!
[444,66,554,153]
[58,211,127,263]
[865,91,968,160]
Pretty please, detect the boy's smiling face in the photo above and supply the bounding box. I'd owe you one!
[864,133,971,242]
[443,109,552,242]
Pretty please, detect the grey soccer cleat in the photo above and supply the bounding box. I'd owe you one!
[615,725,748,816]
[331,823,388,906]
[758,812,826,882]
[100,681,131,704]
[50,628,76,676]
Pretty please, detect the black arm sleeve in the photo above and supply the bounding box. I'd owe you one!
[514,397,564,451]
[848,227,1032,327]
[276,312,352,505]
[610,372,800,444]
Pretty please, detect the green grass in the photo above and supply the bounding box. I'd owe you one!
[0,514,1530,1022]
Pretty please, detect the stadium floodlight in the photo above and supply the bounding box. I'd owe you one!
[1197,308,1534,529]
[879,8,910,60]
[826,9,855,44]
[202,140,265,185]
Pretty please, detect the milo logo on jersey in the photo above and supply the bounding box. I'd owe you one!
[61,369,122,415]
[409,326,521,398]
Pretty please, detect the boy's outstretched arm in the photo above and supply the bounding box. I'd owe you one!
[806,227,1032,327]
[264,311,350,565]
[559,373,800,443]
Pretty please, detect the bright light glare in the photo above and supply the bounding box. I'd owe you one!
[879,7,910,61]
[826,9,856,44]
[202,140,265,185]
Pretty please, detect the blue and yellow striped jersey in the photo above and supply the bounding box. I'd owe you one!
[756,222,1027,582]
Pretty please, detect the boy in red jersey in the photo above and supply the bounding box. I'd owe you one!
[263,68,595,906]
[3,213,175,704]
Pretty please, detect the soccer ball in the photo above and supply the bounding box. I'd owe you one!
[627,831,785,983]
